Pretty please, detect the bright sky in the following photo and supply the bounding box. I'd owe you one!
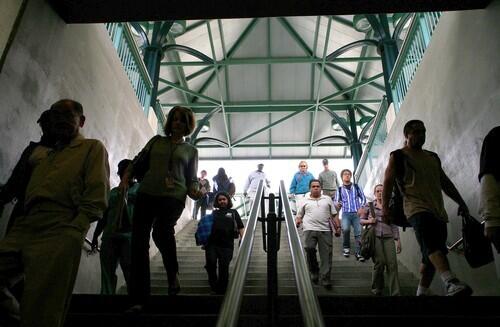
[198,158,354,195]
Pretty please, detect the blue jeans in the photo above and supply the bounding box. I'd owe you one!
[341,212,361,254]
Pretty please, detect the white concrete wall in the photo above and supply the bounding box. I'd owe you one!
[365,2,500,295]
[0,0,158,293]
[0,0,24,68]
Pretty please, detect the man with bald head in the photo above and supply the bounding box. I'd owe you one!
[0,99,110,326]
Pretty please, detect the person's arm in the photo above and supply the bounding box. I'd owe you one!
[382,154,397,223]
[334,187,342,210]
[234,210,245,238]
[295,201,305,226]
[358,207,374,225]
[91,210,108,249]
[289,174,297,194]
[77,141,111,227]
[187,149,202,200]
[243,174,251,195]
[440,168,469,216]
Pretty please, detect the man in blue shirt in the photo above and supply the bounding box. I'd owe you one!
[334,169,366,261]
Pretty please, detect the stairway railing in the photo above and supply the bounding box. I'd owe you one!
[279,181,325,327]
[104,22,153,113]
[216,180,264,327]
[390,12,442,113]
[354,97,389,186]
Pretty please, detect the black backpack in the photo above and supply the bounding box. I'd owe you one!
[389,149,442,230]
[389,149,412,230]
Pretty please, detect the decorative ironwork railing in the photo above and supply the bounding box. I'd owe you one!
[390,12,442,112]
[105,23,152,112]
[354,97,389,186]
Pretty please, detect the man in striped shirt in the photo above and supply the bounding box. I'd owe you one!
[334,169,366,261]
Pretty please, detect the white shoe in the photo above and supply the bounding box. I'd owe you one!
[446,279,473,296]
[343,249,350,258]
[0,288,20,320]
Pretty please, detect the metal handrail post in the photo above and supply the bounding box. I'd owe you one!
[266,193,278,326]
[279,181,325,327]
[216,180,264,327]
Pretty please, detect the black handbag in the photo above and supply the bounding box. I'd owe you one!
[132,135,160,181]
[462,214,494,268]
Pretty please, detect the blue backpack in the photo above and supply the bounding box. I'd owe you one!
[195,213,214,246]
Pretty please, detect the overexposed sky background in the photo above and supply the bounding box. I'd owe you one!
[198,158,354,194]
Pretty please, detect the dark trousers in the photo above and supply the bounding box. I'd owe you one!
[192,197,208,219]
[99,234,131,295]
[205,245,233,293]
[129,193,185,302]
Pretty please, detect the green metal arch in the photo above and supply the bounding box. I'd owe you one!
[319,106,353,140]
[194,137,228,147]
[162,44,214,64]
[190,106,222,143]
[392,13,414,40]
[326,39,379,61]
[312,135,349,146]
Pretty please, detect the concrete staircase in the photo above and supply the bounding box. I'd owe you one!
[66,220,500,326]
[148,219,418,296]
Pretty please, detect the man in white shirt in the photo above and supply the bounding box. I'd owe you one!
[243,163,270,208]
[296,179,339,289]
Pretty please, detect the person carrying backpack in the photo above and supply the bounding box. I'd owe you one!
[334,169,366,261]
[382,120,472,296]
[204,192,244,294]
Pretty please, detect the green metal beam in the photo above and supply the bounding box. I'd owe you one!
[166,34,190,103]
[206,20,232,156]
[309,16,332,158]
[331,16,354,29]
[232,105,314,146]
[326,63,386,92]
[277,17,348,98]
[158,77,220,104]
[319,73,384,104]
[218,19,231,101]
[157,66,212,96]
[159,56,381,66]
[161,99,382,111]
[184,20,209,34]
[310,16,321,100]
[267,17,272,159]
[196,142,349,148]
[190,18,259,104]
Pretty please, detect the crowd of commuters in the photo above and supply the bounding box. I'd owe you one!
[0,99,498,324]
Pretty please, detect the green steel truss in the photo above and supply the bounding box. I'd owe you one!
[137,15,393,161]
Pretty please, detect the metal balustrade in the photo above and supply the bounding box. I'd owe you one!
[105,23,153,113]
[390,12,442,113]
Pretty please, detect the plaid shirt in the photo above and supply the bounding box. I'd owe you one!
[195,213,214,246]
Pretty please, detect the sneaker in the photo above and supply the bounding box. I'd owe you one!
[371,289,383,296]
[168,274,181,296]
[125,304,145,314]
[0,288,20,320]
[355,254,365,262]
[446,279,473,296]
[343,249,350,258]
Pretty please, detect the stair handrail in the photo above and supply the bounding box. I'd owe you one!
[279,180,325,327]
[216,180,265,327]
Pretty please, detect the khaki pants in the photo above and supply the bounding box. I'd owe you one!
[0,203,88,327]
[372,236,400,296]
